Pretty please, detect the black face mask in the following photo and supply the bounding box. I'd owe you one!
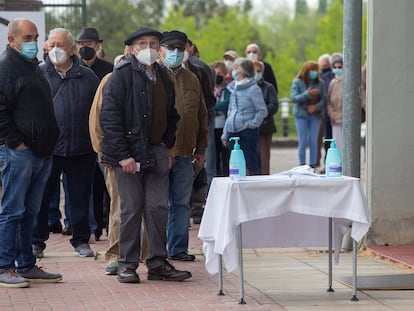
[320,68,330,74]
[79,46,96,61]
[216,75,224,85]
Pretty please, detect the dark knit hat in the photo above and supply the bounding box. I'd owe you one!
[124,27,162,46]
[77,28,103,43]
[160,30,187,47]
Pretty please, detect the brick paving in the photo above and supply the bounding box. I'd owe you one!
[0,223,285,311]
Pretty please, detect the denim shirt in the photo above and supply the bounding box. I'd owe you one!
[290,78,325,119]
[221,78,267,140]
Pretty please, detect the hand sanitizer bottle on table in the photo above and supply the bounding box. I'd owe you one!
[229,137,246,180]
[323,138,342,177]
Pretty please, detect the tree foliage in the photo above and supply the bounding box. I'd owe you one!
[45,0,367,99]
[295,0,309,18]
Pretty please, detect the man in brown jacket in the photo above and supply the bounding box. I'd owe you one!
[158,30,208,261]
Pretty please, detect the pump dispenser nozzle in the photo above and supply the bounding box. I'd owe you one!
[229,137,241,149]
[323,138,342,177]
[323,138,337,148]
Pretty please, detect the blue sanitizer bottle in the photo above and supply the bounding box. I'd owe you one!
[323,139,342,177]
[229,137,246,180]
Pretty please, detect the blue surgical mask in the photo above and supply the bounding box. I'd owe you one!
[163,48,184,68]
[255,72,263,82]
[309,70,318,80]
[17,40,38,60]
[231,69,238,80]
[333,68,344,77]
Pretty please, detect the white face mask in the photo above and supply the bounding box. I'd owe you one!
[49,47,68,65]
[135,48,158,66]
[246,52,258,61]
[182,50,189,63]
[224,60,234,70]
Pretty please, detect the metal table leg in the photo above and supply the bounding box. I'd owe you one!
[327,217,334,292]
[238,224,246,304]
[218,254,224,296]
[351,239,359,301]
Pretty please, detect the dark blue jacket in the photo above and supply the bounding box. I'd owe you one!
[40,55,99,156]
[0,46,58,156]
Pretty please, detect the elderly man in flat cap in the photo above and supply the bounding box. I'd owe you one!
[100,27,191,283]
[158,30,208,262]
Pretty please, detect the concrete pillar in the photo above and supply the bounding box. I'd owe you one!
[366,0,414,245]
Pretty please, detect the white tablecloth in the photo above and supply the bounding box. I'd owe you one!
[198,175,371,274]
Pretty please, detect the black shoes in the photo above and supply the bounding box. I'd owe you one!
[49,222,62,233]
[168,252,195,261]
[32,245,44,259]
[118,268,140,283]
[147,260,192,281]
[62,223,72,235]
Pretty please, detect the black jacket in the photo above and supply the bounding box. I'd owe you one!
[187,59,216,124]
[100,54,179,168]
[81,57,113,80]
[258,79,279,134]
[263,61,278,94]
[0,45,59,156]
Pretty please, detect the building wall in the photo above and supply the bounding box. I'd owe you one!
[366,0,414,245]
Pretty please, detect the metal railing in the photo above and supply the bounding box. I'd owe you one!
[0,0,87,36]
[274,98,296,137]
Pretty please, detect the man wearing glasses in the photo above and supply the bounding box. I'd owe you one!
[100,27,190,283]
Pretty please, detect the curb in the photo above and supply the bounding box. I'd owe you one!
[272,137,298,148]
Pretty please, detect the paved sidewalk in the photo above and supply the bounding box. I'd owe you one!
[0,226,282,311]
[1,221,413,311]
[1,147,412,310]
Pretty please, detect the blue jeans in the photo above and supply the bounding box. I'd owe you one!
[168,156,194,256]
[0,145,52,272]
[295,115,321,167]
[228,128,260,176]
[32,153,96,250]
[204,121,216,195]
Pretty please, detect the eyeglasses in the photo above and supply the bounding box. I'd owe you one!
[133,40,160,49]
[161,45,185,52]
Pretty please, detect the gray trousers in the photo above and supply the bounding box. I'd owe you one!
[114,144,168,271]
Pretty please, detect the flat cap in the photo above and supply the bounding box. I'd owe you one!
[124,27,162,46]
[77,27,103,42]
[223,50,238,59]
[160,30,187,46]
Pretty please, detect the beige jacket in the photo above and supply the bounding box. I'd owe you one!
[89,72,112,158]
[326,77,343,125]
